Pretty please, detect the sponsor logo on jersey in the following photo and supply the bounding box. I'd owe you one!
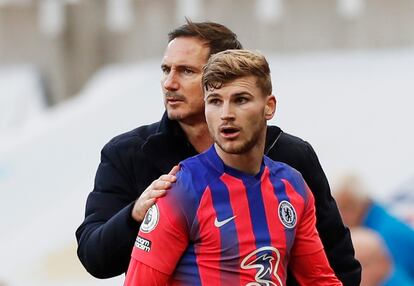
[214,215,237,228]
[278,200,297,228]
[140,204,159,233]
[135,235,151,252]
[240,246,282,286]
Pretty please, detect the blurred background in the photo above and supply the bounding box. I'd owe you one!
[0,0,413,285]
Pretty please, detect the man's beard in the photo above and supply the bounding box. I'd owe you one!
[215,125,263,155]
[164,92,185,120]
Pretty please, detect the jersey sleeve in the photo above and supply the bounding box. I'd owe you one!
[290,249,343,285]
[125,169,194,279]
[291,184,324,256]
[290,183,342,285]
[124,259,170,286]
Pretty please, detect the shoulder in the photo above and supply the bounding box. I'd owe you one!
[265,158,303,183]
[165,153,217,208]
[161,156,209,226]
[175,155,210,197]
[265,157,309,200]
[266,126,319,172]
[102,121,161,154]
[267,126,313,154]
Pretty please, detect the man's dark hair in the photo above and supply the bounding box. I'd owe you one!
[202,49,272,96]
[168,18,243,56]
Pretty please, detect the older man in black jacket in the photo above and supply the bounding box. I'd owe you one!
[76,20,361,285]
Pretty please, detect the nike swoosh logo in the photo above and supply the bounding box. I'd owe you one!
[214,215,237,228]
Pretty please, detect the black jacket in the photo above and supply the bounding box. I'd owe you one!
[76,113,361,285]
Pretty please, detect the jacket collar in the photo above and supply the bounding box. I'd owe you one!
[264,125,283,155]
[142,112,197,174]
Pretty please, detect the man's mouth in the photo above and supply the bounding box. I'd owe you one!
[165,95,185,106]
[166,97,182,102]
[219,126,240,138]
[166,96,182,101]
[165,92,185,102]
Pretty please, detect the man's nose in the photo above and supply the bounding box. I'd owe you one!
[163,71,179,91]
[220,102,235,120]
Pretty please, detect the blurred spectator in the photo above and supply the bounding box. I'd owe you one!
[334,174,414,281]
[389,176,414,227]
[351,227,414,286]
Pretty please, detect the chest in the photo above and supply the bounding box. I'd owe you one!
[192,175,305,262]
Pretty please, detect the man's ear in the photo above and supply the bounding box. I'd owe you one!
[265,95,276,120]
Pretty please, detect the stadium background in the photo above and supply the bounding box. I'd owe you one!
[1,0,413,285]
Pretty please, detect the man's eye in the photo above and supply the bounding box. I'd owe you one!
[161,67,170,74]
[235,97,248,104]
[208,98,221,105]
[183,68,194,75]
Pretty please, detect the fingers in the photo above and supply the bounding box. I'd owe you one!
[147,166,180,198]
[155,166,179,189]
[168,165,180,176]
[147,188,167,199]
[131,167,179,222]
[132,198,154,222]
[155,165,179,184]
[157,174,176,183]
[152,178,173,190]
[132,191,161,222]
[141,197,156,210]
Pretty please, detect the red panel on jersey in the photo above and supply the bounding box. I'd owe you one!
[261,167,288,284]
[195,186,221,285]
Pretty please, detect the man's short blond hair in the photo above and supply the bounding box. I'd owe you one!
[202,49,272,96]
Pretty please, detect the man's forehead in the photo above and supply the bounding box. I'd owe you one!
[162,37,209,64]
[161,55,204,68]
[219,76,259,89]
[205,86,253,97]
[205,76,261,95]
[166,36,209,50]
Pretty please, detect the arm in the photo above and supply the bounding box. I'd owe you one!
[290,250,343,286]
[124,260,169,286]
[76,139,177,278]
[301,142,360,285]
[290,185,342,286]
[76,142,141,278]
[266,129,361,285]
[124,174,190,285]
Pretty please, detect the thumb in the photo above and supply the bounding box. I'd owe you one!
[168,165,180,176]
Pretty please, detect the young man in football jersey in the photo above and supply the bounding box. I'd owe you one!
[124,49,343,285]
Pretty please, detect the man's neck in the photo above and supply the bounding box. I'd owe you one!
[215,140,266,176]
[179,121,213,153]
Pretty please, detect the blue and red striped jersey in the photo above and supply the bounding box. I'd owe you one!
[125,146,341,286]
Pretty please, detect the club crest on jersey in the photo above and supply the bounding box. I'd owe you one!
[240,246,283,286]
[278,200,297,228]
[140,204,159,233]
